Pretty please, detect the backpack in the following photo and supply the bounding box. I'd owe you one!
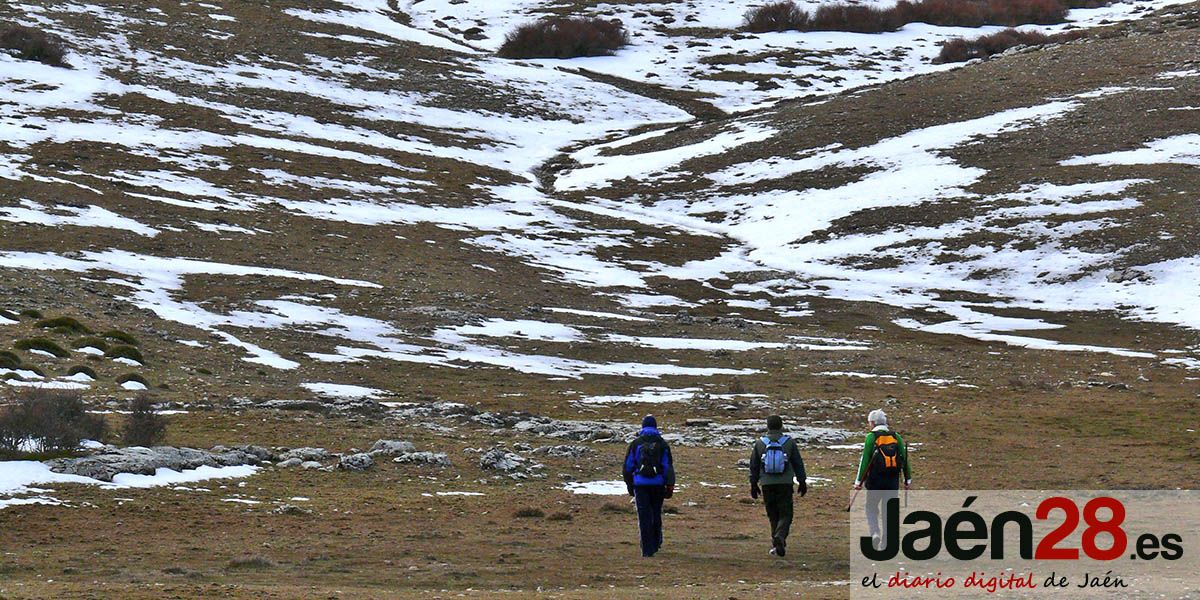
[761,435,790,475]
[636,438,665,478]
[872,431,902,476]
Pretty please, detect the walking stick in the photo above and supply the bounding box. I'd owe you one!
[846,486,863,512]
[845,453,874,512]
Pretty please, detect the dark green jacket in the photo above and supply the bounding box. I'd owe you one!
[749,431,807,487]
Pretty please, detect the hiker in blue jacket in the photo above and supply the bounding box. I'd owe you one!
[622,415,675,557]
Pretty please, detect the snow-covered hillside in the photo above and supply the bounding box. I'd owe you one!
[2,0,1199,400]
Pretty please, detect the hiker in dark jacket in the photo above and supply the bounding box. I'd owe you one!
[853,409,912,550]
[622,415,675,558]
[749,415,807,557]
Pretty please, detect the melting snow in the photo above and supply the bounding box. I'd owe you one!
[301,382,386,399]
[563,480,627,495]
[0,461,258,509]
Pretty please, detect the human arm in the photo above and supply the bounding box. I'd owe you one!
[897,432,912,487]
[790,440,807,497]
[622,441,636,495]
[663,443,676,490]
[854,433,875,489]
[749,441,761,499]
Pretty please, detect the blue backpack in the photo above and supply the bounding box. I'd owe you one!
[761,435,790,475]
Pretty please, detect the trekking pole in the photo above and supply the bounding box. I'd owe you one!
[846,486,862,513]
[845,454,874,512]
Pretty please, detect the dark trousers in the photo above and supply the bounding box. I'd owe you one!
[633,485,665,556]
[762,484,794,549]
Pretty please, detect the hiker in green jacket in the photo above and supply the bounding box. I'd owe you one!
[749,415,807,557]
[853,409,911,550]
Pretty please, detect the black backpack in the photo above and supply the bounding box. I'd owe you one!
[637,438,664,478]
[872,430,902,476]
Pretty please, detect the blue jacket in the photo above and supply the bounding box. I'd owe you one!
[623,427,675,491]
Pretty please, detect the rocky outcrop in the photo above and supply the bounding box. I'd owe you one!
[478,447,544,479]
[47,445,270,482]
[368,440,416,456]
[393,451,451,466]
[385,402,850,448]
[338,453,374,471]
[530,444,593,458]
[229,397,386,415]
[278,447,330,462]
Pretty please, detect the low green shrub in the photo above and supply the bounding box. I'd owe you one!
[115,373,149,386]
[66,365,98,379]
[35,316,91,335]
[101,330,139,346]
[72,336,110,351]
[105,345,144,363]
[15,338,70,358]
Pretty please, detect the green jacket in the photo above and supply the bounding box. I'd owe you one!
[854,427,911,487]
[749,432,807,487]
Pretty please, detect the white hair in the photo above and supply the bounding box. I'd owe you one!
[868,409,888,426]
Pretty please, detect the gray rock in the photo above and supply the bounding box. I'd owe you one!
[300,461,323,470]
[47,446,264,482]
[233,397,386,415]
[393,452,452,467]
[276,458,303,468]
[530,445,593,458]
[338,453,374,471]
[235,445,274,462]
[368,440,416,456]
[273,504,312,515]
[279,447,330,462]
[479,448,543,479]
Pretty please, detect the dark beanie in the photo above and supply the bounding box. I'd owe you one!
[642,415,657,429]
[767,415,783,431]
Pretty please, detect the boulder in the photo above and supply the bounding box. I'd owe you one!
[368,440,416,456]
[479,448,543,479]
[273,504,312,515]
[47,446,264,482]
[279,447,330,462]
[338,453,374,471]
[530,445,592,458]
[393,452,452,467]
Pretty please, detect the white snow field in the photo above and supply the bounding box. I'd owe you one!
[2,0,1200,403]
[0,461,258,510]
